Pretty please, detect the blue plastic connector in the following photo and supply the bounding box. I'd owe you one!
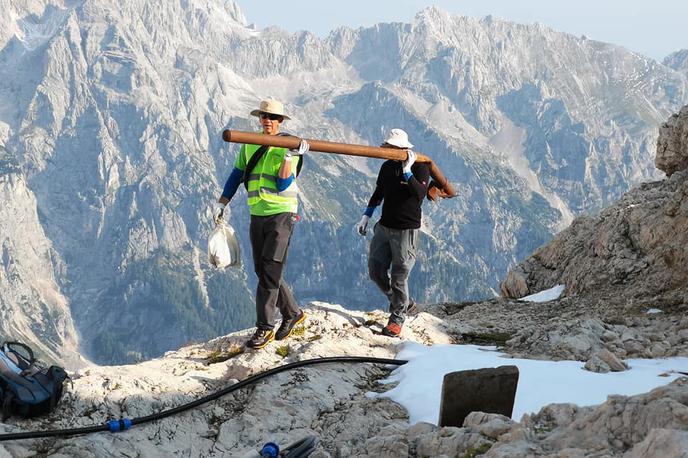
[260,442,280,458]
[106,418,133,433]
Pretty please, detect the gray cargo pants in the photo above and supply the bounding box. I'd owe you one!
[368,223,418,326]
[250,212,300,330]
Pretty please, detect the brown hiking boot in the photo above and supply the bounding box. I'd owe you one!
[275,310,306,340]
[381,322,402,338]
[246,329,275,349]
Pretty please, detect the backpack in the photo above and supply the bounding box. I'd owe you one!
[0,341,69,420]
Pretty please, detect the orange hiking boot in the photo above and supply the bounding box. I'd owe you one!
[381,322,402,338]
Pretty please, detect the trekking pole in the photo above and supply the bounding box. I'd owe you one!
[222,130,456,201]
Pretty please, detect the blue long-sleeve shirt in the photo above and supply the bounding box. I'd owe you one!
[221,167,243,201]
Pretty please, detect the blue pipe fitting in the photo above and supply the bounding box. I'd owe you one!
[261,442,280,457]
[106,418,133,433]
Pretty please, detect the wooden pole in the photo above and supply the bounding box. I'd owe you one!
[222,130,456,200]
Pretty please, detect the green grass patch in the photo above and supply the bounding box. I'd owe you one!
[276,345,290,358]
[291,325,306,337]
[463,443,492,458]
[206,345,244,364]
[460,331,512,346]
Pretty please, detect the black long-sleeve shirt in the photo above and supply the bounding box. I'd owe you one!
[367,160,430,229]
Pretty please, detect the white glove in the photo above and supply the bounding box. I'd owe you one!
[213,203,227,224]
[356,215,370,236]
[287,139,309,157]
[402,150,416,174]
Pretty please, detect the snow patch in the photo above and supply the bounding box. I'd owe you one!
[374,342,688,424]
[15,6,72,51]
[518,284,565,302]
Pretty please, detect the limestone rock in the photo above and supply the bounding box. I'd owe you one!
[626,428,688,458]
[585,349,628,373]
[500,167,688,309]
[584,354,611,373]
[657,105,688,176]
[463,412,516,440]
[597,348,628,372]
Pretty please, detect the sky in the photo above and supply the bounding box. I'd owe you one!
[236,0,688,61]
[375,342,687,424]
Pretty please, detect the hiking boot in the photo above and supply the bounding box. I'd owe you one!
[406,300,419,316]
[275,310,306,340]
[246,329,275,349]
[381,322,402,338]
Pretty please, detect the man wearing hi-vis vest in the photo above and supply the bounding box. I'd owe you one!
[215,99,308,349]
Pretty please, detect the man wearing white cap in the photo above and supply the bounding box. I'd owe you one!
[356,128,430,337]
[215,99,308,349]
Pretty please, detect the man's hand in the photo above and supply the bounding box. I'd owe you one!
[288,139,309,157]
[213,203,227,224]
[356,215,370,236]
[402,150,416,174]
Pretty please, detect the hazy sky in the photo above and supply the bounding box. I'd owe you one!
[237,0,687,61]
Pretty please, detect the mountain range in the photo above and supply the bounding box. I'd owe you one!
[0,0,686,364]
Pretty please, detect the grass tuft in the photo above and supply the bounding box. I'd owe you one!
[275,345,290,358]
[463,443,492,458]
[206,345,244,365]
[291,325,306,337]
[459,331,512,346]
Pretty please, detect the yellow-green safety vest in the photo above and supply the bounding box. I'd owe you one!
[242,144,300,216]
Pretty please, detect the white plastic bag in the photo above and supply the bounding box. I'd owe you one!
[207,221,241,269]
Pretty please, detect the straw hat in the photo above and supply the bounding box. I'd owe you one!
[384,128,413,149]
[250,99,291,120]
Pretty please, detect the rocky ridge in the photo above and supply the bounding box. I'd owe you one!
[0,299,686,457]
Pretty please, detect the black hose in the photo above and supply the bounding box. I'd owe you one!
[0,356,407,442]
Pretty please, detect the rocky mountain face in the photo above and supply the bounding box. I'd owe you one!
[664,49,688,76]
[1,0,687,364]
[501,106,688,316]
[0,170,80,365]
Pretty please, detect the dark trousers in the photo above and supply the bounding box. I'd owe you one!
[250,212,300,330]
[368,223,418,325]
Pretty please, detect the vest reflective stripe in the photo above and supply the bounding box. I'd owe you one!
[248,188,298,198]
[248,173,279,183]
[243,144,299,212]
